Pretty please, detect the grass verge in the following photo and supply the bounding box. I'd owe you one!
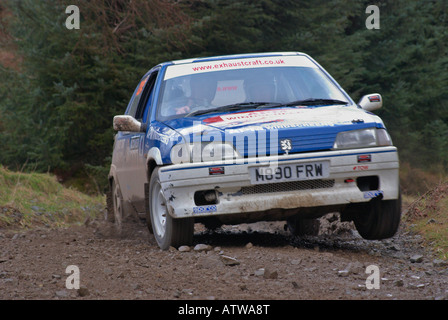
[404,181,448,260]
[0,165,105,230]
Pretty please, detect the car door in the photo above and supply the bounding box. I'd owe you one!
[115,70,159,211]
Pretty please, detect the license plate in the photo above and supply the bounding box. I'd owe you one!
[249,162,330,185]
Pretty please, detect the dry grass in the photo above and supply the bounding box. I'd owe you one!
[0,165,105,230]
[404,180,448,260]
[400,162,446,196]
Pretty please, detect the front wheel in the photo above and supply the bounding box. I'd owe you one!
[287,216,320,236]
[353,194,402,240]
[149,167,194,250]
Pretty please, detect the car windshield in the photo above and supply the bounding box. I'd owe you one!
[156,55,350,120]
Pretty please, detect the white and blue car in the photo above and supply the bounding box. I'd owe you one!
[108,52,401,250]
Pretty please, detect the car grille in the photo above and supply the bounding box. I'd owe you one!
[241,179,335,195]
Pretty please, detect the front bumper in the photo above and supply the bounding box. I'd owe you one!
[158,146,399,220]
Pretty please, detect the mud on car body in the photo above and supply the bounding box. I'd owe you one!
[108,52,401,250]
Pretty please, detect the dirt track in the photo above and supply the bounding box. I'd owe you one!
[1,213,447,301]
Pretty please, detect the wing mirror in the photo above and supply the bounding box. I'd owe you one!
[358,93,382,111]
[113,115,146,132]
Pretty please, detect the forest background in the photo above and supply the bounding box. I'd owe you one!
[0,0,446,195]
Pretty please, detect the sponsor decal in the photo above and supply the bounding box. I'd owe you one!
[209,167,225,175]
[203,109,289,124]
[130,136,140,150]
[357,154,372,163]
[217,85,238,92]
[363,190,383,199]
[193,205,217,214]
[136,76,149,96]
[368,95,381,103]
[203,108,353,129]
[164,55,318,80]
[147,127,170,144]
[353,165,369,171]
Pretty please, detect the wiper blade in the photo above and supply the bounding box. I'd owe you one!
[185,102,278,117]
[293,98,349,106]
[259,98,349,109]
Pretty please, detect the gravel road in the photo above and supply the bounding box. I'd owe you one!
[1,212,447,301]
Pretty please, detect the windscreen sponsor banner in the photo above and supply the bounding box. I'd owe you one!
[164,55,317,80]
[203,107,355,129]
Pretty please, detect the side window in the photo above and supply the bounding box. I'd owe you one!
[127,75,149,117]
[135,71,158,121]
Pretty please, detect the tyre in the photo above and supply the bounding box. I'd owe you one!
[149,167,194,250]
[111,180,124,235]
[353,193,402,240]
[287,216,320,236]
[106,184,115,223]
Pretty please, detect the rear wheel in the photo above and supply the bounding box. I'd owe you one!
[106,183,114,223]
[149,167,194,250]
[111,180,124,235]
[353,194,402,240]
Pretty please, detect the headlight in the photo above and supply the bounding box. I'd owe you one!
[199,142,239,162]
[170,142,240,164]
[333,128,392,150]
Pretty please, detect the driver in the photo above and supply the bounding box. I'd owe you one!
[174,75,217,115]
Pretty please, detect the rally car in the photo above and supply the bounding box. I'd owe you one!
[108,52,401,250]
